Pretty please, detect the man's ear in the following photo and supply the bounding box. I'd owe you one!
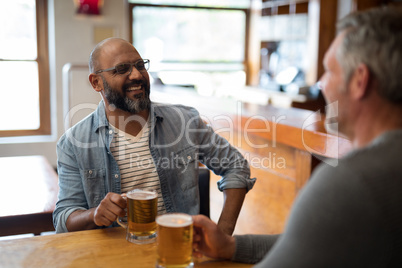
[349,63,370,100]
[89,73,102,93]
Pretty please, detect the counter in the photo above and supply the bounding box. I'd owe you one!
[151,86,352,234]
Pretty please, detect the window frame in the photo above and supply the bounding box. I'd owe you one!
[128,3,251,83]
[0,0,51,138]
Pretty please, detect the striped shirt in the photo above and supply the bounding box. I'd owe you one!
[110,122,166,214]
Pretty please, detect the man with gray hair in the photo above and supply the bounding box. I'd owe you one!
[192,6,402,267]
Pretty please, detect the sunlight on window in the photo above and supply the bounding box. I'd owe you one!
[0,62,40,131]
[132,5,246,95]
[0,0,37,60]
[129,0,250,8]
[0,0,40,131]
[133,7,245,62]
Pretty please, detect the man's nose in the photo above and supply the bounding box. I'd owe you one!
[316,80,323,90]
[316,74,326,90]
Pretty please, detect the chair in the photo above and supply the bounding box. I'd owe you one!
[198,167,210,218]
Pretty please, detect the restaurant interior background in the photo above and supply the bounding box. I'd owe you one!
[1,0,401,238]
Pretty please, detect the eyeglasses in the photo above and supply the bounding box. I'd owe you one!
[95,59,150,75]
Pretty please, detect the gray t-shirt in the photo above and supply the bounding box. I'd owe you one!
[233,129,402,267]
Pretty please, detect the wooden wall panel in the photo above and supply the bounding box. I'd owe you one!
[316,0,338,81]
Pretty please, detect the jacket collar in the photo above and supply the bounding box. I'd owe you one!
[93,100,164,133]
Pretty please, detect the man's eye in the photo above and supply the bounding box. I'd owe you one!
[116,64,130,74]
[136,62,145,69]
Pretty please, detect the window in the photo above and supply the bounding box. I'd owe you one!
[128,0,250,9]
[128,1,249,95]
[0,0,50,137]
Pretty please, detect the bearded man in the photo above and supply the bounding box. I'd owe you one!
[53,38,255,234]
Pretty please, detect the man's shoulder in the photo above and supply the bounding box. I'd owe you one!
[340,129,402,171]
[64,101,106,133]
[58,110,99,145]
[152,102,199,116]
[311,130,402,192]
[69,111,98,132]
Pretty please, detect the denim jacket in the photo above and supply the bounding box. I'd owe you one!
[53,101,255,233]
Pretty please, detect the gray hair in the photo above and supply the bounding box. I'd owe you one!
[88,39,107,74]
[336,7,402,103]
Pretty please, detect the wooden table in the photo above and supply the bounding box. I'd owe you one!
[0,227,252,268]
[0,155,59,236]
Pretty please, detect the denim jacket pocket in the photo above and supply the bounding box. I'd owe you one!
[80,168,106,208]
[174,147,198,191]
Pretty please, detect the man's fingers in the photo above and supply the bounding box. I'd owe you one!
[94,193,127,227]
[192,250,203,258]
[107,192,127,208]
[193,233,202,243]
[192,214,213,228]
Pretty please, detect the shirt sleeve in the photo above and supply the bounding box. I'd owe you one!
[232,234,279,263]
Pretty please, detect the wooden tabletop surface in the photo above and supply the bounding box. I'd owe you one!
[0,227,253,268]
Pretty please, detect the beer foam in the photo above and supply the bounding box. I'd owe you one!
[156,214,192,227]
[127,189,157,200]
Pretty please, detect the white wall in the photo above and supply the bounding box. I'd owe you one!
[0,0,129,167]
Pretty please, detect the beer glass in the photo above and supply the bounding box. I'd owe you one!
[117,189,158,244]
[156,213,193,268]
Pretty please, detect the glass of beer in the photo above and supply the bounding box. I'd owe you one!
[117,189,158,244]
[156,213,193,268]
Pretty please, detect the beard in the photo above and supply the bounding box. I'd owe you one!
[103,78,151,114]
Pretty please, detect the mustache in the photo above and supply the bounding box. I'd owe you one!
[123,80,147,92]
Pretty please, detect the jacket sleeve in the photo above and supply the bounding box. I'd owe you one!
[53,132,88,233]
[192,108,256,192]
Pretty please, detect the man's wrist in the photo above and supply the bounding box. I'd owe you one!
[222,235,236,260]
[217,219,235,236]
